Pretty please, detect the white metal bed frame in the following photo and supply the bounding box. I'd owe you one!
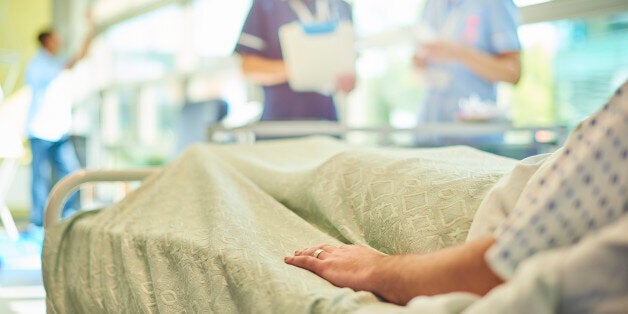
[44,168,160,228]
[208,120,566,145]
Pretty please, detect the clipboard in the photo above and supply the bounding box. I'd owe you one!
[279,20,356,94]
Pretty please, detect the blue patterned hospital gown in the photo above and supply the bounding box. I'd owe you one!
[486,81,628,280]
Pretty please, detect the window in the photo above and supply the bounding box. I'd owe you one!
[512,12,628,127]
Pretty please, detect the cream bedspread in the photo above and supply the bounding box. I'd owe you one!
[43,137,517,313]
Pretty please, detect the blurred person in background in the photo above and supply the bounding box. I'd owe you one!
[413,0,521,124]
[235,0,355,121]
[24,20,94,238]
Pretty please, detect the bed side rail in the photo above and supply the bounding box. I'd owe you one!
[44,168,160,228]
[208,120,568,146]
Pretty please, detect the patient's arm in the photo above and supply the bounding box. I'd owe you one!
[284,236,503,305]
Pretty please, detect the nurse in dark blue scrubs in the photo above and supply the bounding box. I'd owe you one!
[235,0,353,121]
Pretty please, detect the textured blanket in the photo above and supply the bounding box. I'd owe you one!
[43,137,516,313]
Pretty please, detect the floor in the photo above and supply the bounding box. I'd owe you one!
[0,216,46,314]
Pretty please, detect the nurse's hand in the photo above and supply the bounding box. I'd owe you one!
[335,73,356,93]
[423,40,467,62]
[412,51,428,69]
[423,40,521,84]
[284,244,387,293]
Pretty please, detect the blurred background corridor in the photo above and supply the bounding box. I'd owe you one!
[0,0,626,312]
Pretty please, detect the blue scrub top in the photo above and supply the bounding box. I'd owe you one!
[420,0,521,123]
[235,0,352,121]
[25,49,69,138]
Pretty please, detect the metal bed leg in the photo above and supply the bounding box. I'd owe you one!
[0,158,19,240]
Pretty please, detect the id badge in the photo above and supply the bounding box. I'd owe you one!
[301,20,338,35]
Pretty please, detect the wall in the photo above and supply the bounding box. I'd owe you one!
[0,0,51,214]
[0,0,52,95]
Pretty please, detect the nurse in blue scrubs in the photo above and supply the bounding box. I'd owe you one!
[414,0,522,123]
[235,0,354,121]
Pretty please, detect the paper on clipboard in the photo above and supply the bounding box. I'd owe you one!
[279,21,356,94]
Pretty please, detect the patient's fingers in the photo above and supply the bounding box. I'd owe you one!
[295,244,338,257]
[320,245,337,254]
[284,255,321,273]
[315,250,331,260]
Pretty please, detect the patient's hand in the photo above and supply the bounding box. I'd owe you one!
[285,237,503,305]
[284,244,387,293]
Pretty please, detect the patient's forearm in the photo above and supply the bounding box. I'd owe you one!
[285,237,503,305]
[371,236,503,305]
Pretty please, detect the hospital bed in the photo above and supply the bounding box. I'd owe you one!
[42,136,563,313]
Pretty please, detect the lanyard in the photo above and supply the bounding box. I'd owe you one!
[439,2,466,39]
[289,0,331,24]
